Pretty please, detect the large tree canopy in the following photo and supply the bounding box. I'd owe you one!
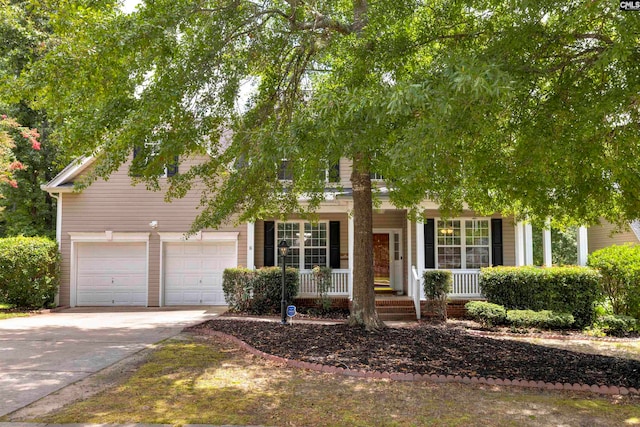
[0,0,65,238]
[18,0,640,328]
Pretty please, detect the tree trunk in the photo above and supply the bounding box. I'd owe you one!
[348,160,386,330]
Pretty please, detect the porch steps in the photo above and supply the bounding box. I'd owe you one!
[375,297,417,321]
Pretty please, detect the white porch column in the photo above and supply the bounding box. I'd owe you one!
[406,218,413,288]
[524,222,534,266]
[416,221,425,273]
[246,222,255,269]
[515,222,525,266]
[416,220,425,300]
[577,226,589,266]
[542,227,552,267]
[348,214,354,300]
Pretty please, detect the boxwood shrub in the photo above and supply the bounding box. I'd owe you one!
[588,244,640,319]
[480,266,599,328]
[222,267,299,314]
[506,309,575,329]
[595,314,638,336]
[0,236,60,308]
[465,301,507,327]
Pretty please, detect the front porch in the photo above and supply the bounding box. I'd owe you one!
[249,210,590,321]
[295,268,483,299]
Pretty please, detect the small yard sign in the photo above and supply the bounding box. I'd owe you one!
[287,305,297,318]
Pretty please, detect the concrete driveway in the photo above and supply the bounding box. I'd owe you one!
[0,307,224,417]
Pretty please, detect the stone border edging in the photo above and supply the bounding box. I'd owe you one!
[192,329,639,397]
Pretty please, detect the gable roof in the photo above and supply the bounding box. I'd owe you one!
[41,155,96,193]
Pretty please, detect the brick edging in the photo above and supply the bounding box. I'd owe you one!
[191,329,639,396]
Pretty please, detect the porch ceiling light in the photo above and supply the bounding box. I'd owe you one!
[278,239,290,257]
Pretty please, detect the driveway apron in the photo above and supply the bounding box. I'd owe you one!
[0,307,223,417]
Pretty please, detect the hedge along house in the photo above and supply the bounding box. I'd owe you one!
[43,153,639,316]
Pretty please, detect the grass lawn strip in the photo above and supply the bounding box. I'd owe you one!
[0,303,30,320]
[24,334,640,427]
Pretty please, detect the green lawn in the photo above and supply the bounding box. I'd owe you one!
[0,303,30,320]
[23,334,640,427]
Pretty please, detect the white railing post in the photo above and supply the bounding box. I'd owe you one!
[412,266,421,320]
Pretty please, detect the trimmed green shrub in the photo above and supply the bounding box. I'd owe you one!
[222,268,255,312]
[595,315,638,336]
[588,244,640,319]
[0,236,59,308]
[313,266,333,312]
[222,267,299,315]
[423,270,452,299]
[423,270,452,321]
[480,266,600,328]
[465,301,507,328]
[506,310,574,329]
[250,267,299,314]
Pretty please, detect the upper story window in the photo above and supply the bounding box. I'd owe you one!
[132,142,178,177]
[437,219,490,269]
[278,160,339,183]
[276,221,328,269]
[278,159,294,181]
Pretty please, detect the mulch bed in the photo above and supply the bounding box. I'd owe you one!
[188,319,640,388]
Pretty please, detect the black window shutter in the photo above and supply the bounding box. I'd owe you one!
[491,218,503,266]
[130,146,142,177]
[329,161,340,183]
[329,221,340,268]
[425,219,435,268]
[166,155,179,177]
[264,221,275,267]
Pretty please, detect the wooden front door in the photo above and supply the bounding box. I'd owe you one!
[373,233,390,286]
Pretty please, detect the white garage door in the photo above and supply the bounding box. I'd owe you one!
[164,241,237,305]
[76,242,147,306]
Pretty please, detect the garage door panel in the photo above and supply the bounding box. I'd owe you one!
[164,242,236,305]
[76,242,147,306]
[77,292,114,306]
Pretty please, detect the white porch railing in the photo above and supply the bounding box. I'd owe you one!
[297,269,350,296]
[448,269,483,298]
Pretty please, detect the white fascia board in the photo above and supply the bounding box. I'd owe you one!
[158,231,239,242]
[42,155,97,193]
[69,231,150,242]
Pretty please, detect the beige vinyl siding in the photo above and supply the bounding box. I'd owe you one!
[338,159,352,188]
[58,155,247,307]
[588,220,640,253]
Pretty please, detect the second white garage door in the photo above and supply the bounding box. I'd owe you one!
[163,241,237,305]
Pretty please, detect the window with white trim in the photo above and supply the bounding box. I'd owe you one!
[437,219,490,269]
[278,160,339,183]
[276,222,300,267]
[276,221,328,269]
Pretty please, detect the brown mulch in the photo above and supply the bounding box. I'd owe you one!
[188,319,640,389]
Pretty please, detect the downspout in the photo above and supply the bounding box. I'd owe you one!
[50,193,62,306]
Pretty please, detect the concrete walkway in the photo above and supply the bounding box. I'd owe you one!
[0,307,225,417]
